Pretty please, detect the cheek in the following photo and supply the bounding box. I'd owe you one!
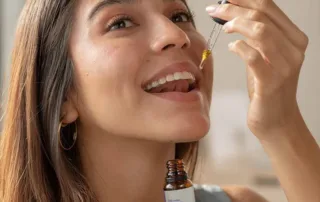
[75,44,119,73]
[187,31,212,68]
[72,37,138,82]
[70,38,147,124]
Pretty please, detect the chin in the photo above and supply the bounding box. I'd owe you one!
[157,113,211,143]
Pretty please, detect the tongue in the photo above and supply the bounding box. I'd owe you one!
[149,80,189,93]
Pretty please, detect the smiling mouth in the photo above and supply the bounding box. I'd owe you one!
[143,71,197,93]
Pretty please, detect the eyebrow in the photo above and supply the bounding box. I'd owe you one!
[88,0,182,21]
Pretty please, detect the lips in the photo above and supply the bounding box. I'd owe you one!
[142,61,201,94]
[147,79,197,93]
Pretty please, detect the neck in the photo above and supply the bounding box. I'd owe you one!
[78,128,175,202]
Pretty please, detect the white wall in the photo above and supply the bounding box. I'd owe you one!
[0,0,24,98]
[187,1,319,201]
[0,0,24,129]
[187,0,320,165]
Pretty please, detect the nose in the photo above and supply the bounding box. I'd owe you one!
[150,18,191,53]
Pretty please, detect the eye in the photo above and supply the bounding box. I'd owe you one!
[171,11,193,23]
[106,16,135,31]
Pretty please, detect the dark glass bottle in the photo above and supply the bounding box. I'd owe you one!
[164,159,195,202]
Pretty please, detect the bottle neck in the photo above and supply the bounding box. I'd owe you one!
[165,159,189,183]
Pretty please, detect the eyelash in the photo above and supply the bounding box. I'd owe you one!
[170,10,194,23]
[105,10,194,32]
[105,15,134,31]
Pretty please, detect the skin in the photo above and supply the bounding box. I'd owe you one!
[207,0,320,201]
[65,0,212,201]
[61,0,320,201]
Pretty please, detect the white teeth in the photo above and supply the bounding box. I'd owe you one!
[166,75,174,82]
[182,72,191,79]
[181,72,188,79]
[174,72,182,80]
[152,81,159,88]
[145,71,196,91]
[159,78,166,85]
[190,72,195,80]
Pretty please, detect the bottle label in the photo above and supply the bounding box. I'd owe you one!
[164,187,196,202]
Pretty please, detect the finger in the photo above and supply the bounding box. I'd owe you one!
[246,65,256,100]
[207,3,274,26]
[223,18,305,67]
[228,40,271,82]
[230,40,294,90]
[225,0,309,51]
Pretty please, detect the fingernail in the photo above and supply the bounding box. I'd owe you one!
[206,5,218,13]
[228,42,234,49]
[222,24,228,32]
[222,22,230,32]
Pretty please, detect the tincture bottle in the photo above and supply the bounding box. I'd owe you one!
[164,159,196,202]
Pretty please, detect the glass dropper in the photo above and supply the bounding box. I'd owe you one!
[199,0,230,70]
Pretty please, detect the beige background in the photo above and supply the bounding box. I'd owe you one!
[189,1,319,202]
[1,1,319,202]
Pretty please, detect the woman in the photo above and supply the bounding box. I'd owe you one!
[0,0,319,201]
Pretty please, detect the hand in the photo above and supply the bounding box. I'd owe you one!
[206,0,309,139]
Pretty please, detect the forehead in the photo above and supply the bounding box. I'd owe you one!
[86,0,188,7]
[88,0,187,3]
[80,0,189,21]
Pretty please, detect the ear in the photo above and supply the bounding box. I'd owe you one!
[60,96,79,125]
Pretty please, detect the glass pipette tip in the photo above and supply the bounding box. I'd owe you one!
[199,24,223,70]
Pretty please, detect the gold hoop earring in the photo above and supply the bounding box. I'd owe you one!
[58,121,78,151]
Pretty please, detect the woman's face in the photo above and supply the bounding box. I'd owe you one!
[69,0,213,142]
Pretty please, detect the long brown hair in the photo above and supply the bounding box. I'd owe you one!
[0,0,199,201]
